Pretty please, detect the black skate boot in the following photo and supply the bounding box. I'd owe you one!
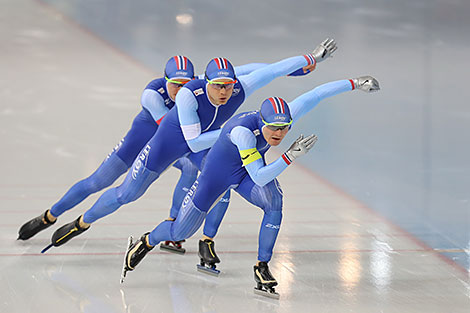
[120,233,154,283]
[254,262,279,299]
[18,210,56,240]
[41,216,89,253]
[196,239,220,276]
[159,239,186,254]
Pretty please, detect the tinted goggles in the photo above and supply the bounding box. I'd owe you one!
[206,79,237,90]
[262,119,292,131]
[165,77,190,88]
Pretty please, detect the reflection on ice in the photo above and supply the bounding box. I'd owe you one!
[370,238,392,293]
[338,240,362,294]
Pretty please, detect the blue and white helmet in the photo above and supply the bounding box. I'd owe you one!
[164,55,194,80]
[260,97,292,125]
[204,57,236,81]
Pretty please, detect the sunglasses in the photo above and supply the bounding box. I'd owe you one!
[262,119,292,131]
[266,124,290,131]
[206,79,237,90]
[165,77,190,88]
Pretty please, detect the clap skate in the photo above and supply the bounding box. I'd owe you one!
[120,233,153,283]
[41,216,89,253]
[120,236,133,283]
[159,239,186,254]
[253,262,280,299]
[196,239,220,276]
[18,210,56,240]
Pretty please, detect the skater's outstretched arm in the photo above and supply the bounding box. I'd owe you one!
[196,63,267,79]
[290,76,380,123]
[234,63,315,77]
[232,76,380,186]
[238,38,337,97]
[237,55,312,98]
[196,62,313,79]
[179,39,337,153]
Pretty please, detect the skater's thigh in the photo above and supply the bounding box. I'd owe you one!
[116,109,158,167]
[187,149,209,171]
[191,172,234,213]
[144,127,190,174]
[188,143,242,211]
[235,178,283,212]
[191,181,227,213]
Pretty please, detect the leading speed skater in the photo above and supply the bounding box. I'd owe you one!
[121,75,380,298]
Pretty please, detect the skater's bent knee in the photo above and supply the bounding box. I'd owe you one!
[115,189,138,205]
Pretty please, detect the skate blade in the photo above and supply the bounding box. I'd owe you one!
[41,243,54,254]
[196,264,220,277]
[159,244,186,255]
[120,236,133,284]
[254,287,280,300]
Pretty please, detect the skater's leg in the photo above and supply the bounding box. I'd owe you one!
[167,148,209,221]
[235,178,283,263]
[124,177,221,273]
[168,157,199,219]
[148,177,226,245]
[160,155,201,253]
[126,151,233,273]
[82,124,190,224]
[202,190,231,239]
[197,192,230,275]
[46,161,161,249]
[148,202,205,246]
[50,153,128,217]
[114,109,159,168]
[236,178,283,297]
[19,110,156,240]
[83,161,160,224]
[47,114,191,249]
[50,109,157,218]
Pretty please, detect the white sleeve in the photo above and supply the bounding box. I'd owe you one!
[176,88,201,141]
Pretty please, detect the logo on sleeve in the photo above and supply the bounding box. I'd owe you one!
[158,87,165,94]
[241,150,258,161]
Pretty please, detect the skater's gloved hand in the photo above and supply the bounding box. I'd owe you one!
[311,38,337,63]
[352,76,380,92]
[284,134,318,162]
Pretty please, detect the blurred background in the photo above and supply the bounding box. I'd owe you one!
[30,0,469,270]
